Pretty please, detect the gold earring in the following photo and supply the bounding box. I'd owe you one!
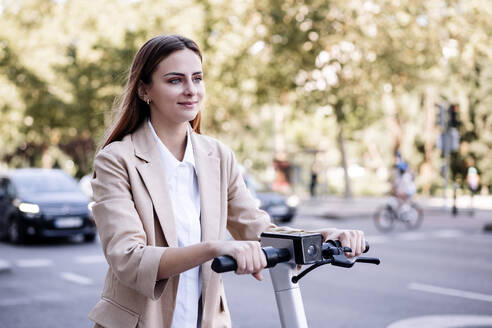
[146,98,150,105]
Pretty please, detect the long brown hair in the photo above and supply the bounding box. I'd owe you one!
[102,35,202,148]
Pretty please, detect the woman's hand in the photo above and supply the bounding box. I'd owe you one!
[313,228,366,258]
[210,240,267,281]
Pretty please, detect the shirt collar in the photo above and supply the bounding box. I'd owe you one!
[148,120,195,175]
[182,125,195,167]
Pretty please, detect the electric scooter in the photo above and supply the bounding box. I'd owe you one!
[212,231,380,328]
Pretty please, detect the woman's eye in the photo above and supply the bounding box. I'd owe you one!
[193,76,203,83]
[169,78,181,84]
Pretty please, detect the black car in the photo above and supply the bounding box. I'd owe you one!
[0,168,96,243]
[242,168,298,224]
[256,192,298,223]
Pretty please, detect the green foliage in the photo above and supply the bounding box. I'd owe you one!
[0,0,490,194]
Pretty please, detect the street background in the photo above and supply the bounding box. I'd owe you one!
[1,197,491,328]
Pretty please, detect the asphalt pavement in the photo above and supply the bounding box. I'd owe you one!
[1,197,491,328]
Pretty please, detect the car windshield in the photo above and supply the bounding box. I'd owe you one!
[12,171,81,194]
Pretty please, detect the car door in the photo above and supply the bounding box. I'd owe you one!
[0,178,9,233]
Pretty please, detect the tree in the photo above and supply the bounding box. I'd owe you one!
[0,0,490,195]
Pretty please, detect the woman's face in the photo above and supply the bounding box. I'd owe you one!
[144,48,204,126]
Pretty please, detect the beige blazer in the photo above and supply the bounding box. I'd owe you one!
[88,122,276,328]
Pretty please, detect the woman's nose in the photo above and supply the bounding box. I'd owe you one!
[184,79,197,96]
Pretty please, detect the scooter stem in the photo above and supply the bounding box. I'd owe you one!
[269,262,309,328]
[261,232,318,328]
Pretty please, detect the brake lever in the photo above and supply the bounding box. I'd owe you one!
[323,242,356,268]
[292,240,380,283]
[331,246,380,267]
[331,254,356,268]
[355,257,380,265]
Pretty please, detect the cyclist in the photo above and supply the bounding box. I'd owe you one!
[391,160,416,220]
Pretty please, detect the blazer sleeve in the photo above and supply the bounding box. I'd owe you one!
[225,148,277,241]
[91,148,166,300]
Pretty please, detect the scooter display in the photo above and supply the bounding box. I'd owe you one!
[212,231,380,328]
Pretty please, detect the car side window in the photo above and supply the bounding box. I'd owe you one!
[5,179,16,198]
[0,179,7,198]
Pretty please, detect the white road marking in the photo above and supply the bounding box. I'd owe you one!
[408,282,492,303]
[33,292,64,302]
[75,255,106,264]
[15,259,53,268]
[0,259,11,272]
[0,298,31,306]
[60,272,93,285]
[0,293,63,307]
[387,315,492,328]
[431,229,464,238]
[397,232,425,241]
[365,235,391,244]
[368,229,469,244]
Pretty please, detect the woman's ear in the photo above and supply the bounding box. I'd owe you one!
[137,81,148,102]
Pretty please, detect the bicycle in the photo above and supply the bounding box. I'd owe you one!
[373,196,424,232]
[212,231,380,328]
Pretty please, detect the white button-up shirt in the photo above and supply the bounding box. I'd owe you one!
[148,120,202,328]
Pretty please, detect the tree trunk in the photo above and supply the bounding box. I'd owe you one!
[337,120,352,199]
[421,88,437,195]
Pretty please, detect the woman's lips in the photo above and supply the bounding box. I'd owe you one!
[177,101,198,109]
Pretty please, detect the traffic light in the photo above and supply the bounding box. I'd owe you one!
[448,104,459,127]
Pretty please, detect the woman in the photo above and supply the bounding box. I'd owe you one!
[88,35,365,328]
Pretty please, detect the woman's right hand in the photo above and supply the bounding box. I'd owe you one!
[209,240,267,281]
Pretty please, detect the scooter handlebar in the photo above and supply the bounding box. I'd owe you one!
[212,241,375,273]
[211,246,291,273]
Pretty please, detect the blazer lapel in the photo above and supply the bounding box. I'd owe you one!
[191,132,221,243]
[191,131,221,306]
[132,123,178,248]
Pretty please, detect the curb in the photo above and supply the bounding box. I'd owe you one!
[319,212,374,220]
[0,259,12,274]
[298,204,489,220]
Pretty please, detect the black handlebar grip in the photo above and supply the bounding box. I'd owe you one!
[211,255,237,273]
[263,247,291,268]
[364,241,370,253]
[211,247,291,273]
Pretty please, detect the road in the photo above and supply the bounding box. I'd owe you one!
[0,208,491,328]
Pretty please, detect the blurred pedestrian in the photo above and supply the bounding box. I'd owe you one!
[466,166,480,215]
[467,166,480,194]
[309,163,318,198]
[88,35,366,328]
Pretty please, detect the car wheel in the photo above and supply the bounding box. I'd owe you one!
[8,218,26,244]
[0,225,9,241]
[278,215,293,223]
[83,233,96,242]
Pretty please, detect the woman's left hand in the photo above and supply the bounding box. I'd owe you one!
[314,228,366,258]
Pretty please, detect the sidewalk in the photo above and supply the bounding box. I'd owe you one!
[298,196,385,219]
[297,195,492,221]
